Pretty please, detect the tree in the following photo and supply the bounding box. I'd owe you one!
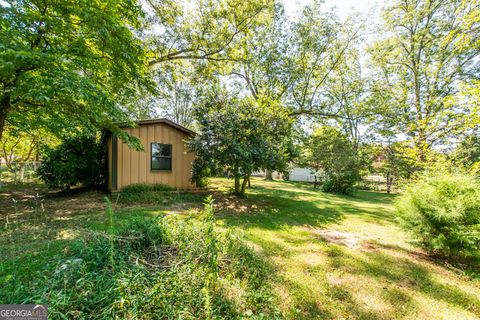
[373,142,420,193]
[225,1,361,118]
[140,0,278,131]
[151,63,199,128]
[218,2,360,179]
[188,91,294,195]
[1,127,43,167]
[301,126,360,194]
[233,4,294,181]
[451,134,480,175]
[144,0,274,66]
[0,125,56,181]
[286,4,363,118]
[324,46,373,150]
[369,0,480,162]
[0,0,151,143]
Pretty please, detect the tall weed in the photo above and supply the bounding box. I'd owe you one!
[40,197,280,319]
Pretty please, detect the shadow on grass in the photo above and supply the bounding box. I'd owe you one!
[216,185,397,231]
[376,242,480,281]
[325,245,480,319]
[216,194,344,230]
[274,242,480,319]
[215,181,479,319]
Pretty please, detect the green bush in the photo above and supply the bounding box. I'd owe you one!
[319,168,360,195]
[396,174,480,259]
[37,135,106,189]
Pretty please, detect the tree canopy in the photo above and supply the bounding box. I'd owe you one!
[0,0,152,143]
[300,126,360,194]
[188,91,295,195]
[369,0,480,160]
[1,0,479,193]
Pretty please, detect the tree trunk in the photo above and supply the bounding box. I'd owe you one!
[240,175,249,195]
[247,176,251,188]
[386,171,392,194]
[415,129,428,163]
[234,176,240,194]
[314,175,318,189]
[265,170,273,180]
[0,96,10,142]
[18,164,26,182]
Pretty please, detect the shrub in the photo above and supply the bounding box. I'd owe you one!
[37,135,106,189]
[396,174,480,259]
[319,168,360,195]
[191,162,211,188]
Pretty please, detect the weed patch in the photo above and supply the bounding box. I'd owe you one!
[118,183,202,206]
[1,197,280,319]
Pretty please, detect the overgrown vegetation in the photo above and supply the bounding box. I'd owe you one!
[397,174,480,259]
[118,183,202,205]
[1,196,280,319]
[37,135,107,190]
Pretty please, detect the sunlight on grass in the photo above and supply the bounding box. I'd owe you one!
[215,177,480,319]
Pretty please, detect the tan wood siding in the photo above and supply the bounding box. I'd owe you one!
[138,126,147,184]
[110,122,195,191]
[107,137,112,190]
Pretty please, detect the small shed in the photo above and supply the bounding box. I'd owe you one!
[107,119,196,192]
[288,167,315,182]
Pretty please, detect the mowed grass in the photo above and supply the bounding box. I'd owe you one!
[0,178,479,319]
[211,177,480,320]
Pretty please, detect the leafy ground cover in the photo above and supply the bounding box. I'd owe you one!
[0,178,479,319]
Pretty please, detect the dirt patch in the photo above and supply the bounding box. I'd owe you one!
[308,228,379,252]
[165,203,202,215]
[0,187,107,220]
[214,194,268,215]
[315,229,365,249]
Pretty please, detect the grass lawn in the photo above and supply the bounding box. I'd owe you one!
[1,178,479,319]
[211,178,480,319]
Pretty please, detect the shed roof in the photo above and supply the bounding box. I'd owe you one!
[122,118,195,136]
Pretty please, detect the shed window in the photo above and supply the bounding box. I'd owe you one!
[151,143,172,171]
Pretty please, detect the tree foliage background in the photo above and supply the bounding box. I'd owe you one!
[1,0,479,192]
[188,90,295,195]
[0,0,153,145]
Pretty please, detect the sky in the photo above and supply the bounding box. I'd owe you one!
[283,0,383,21]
